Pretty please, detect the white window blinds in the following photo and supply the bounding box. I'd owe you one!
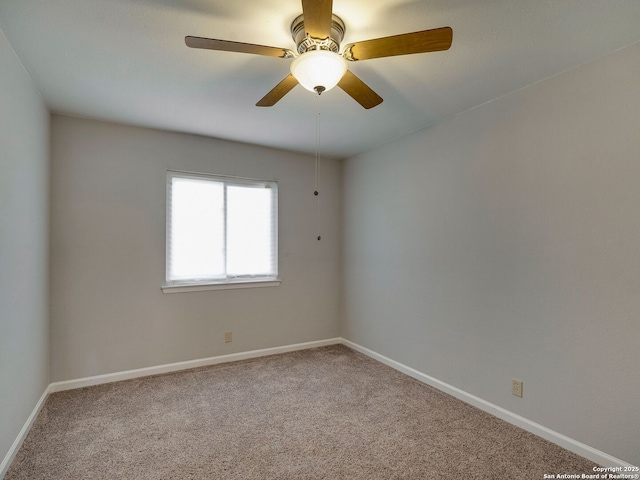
[166,171,278,286]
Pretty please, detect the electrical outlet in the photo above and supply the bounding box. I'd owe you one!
[225,331,232,343]
[512,379,523,398]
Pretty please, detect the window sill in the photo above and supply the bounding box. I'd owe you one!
[161,279,281,294]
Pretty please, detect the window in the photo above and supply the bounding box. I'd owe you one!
[163,171,279,293]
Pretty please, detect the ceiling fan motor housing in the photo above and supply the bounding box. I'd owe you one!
[291,14,345,54]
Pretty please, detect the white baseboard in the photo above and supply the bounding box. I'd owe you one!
[341,338,633,469]
[49,338,341,393]
[0,385,51,479]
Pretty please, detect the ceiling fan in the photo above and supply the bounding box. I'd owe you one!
[185,0,452,109]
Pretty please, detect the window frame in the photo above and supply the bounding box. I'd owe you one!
[162,170,280,293]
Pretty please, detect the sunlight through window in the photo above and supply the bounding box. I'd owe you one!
[166,172,278,287]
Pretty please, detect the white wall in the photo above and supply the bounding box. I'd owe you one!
[0,30,50,466]
[50,116,342,381]
[342,43,640,466]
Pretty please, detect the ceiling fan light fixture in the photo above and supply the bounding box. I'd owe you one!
[290,50,347,93]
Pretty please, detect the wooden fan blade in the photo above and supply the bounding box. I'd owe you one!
[185,36,294,58]
[338,70,383,109]
[256,75,299,107]
[301,0,333,39]
[342,27,452,61]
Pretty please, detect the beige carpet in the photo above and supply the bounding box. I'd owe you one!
[7,345,596,479]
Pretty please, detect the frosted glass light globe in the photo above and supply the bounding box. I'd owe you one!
[290,50,347,93]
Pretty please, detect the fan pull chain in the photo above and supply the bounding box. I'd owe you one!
[314,90,321,241]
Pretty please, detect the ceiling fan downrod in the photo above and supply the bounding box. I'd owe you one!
[290,14,345,54]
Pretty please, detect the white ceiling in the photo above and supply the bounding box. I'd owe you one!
[1,0,639,158]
